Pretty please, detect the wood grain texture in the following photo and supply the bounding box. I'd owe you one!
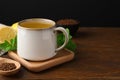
[0,27,120,80]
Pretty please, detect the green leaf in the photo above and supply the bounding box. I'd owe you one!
[0,36,17,52]
[0,43,6,50]
[65,39,76,52]
[57,28,76,52]
[57,33,64,46]
[66,28,72,39]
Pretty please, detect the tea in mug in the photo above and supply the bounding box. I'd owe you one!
[20,21,53,29]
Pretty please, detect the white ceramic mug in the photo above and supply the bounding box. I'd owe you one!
[17,18,69,61]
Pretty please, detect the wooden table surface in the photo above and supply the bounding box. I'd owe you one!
[1,27,120,80]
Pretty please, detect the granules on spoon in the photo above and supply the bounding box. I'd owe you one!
[0,63,16,71]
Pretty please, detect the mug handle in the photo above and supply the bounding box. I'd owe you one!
[54,27,69,51]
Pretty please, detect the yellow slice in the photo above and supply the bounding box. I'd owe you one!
[11,22,18,31]
[0,26,16,44]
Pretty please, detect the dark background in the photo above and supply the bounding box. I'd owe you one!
[0,0,120,27]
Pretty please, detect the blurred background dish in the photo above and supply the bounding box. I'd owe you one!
[56,19,80,36]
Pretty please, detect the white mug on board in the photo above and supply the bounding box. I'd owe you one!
[17,18,69,61]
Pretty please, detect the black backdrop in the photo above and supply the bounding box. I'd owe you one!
[0,0,120,27]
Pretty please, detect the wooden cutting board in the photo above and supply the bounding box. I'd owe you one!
[8,49,74,72]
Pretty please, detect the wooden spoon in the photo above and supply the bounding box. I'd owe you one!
[0,57,21,76]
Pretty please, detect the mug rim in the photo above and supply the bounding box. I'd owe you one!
[18,18,56,30]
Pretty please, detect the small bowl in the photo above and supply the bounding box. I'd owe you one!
[0,57,21,76]
[56,19,80,36]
